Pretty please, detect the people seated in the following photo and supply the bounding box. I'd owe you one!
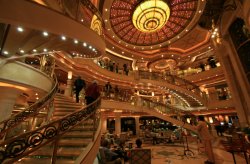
[135,138,142,148]
[101,139,121,163]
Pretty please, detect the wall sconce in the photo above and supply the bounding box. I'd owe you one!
[152,92,155,96]
[209,117,213,123]
[68,71,72,79]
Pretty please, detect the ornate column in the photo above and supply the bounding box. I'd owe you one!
[64,71,73,97]
[212,37,250,126]
[115,114,121,135]
[135,116,140,137]
[101,114,107,133]
[0,87,21,122]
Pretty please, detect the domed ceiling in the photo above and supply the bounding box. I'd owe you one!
[110,0,199,47]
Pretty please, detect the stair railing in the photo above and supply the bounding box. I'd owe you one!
[0,97,101,164]
[102,90,197,126]
[0,54,58,139]
[138,70,204,98]
[140,98,197,124]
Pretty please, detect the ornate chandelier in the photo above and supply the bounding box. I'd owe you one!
[132,0,170,33]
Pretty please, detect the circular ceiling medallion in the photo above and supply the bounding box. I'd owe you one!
[149,59,177,71]
[110,0,198,46]
[132,0,170,33]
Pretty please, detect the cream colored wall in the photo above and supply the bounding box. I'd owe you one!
[0,61,53,92]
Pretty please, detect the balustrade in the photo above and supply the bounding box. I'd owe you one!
[0,97,101,163]
[0,54,58,140]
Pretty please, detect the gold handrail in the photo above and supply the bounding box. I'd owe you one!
[0,75,58,138]
[0,54,58,138]
[0,97,101,163]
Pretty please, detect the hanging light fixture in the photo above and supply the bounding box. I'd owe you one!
[132,0,170,33]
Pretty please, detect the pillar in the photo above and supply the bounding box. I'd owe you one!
[64,71,73,97]
[0,87,21,122]
[101,115,107,133]
[212,37,250,127]
[135,116,140,137]
[115,114,121,135]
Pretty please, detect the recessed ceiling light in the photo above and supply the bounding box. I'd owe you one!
[126,44,128,47]
[112,47,114,49]
[43,48,47,52]
[33,49,37,52]
[81,19,84,22]
[89,45,92,49]
[159,45,162,47]
[161,55,163,57]
[171,55,174,57]
[177,36,180,38]
[17,27,23,32]
[83,42,87,47]
[3,51,8,55]
[74,39,78,44]
[142,47,144,50]
[122,51,124,54]
[43,31,48,36]
[61,36,66,40]
[20,50,24,53]
[199,10,202,13]
[150,47,153,49]
[185,29,188,32]
[188,56,190,57]
[119,41,121,43]
[208,46,211,49]
[107,29,110,31]
[105,8,108,12]
[133,47,135,49]
[141,57,143,60]
[105,19,108,22]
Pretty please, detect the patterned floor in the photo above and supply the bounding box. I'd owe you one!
[94,137,247,164]
[142,140,247,164]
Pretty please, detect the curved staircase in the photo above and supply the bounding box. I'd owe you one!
[14,94,96,164]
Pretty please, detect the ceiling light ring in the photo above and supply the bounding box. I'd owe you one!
[132,0,170,33]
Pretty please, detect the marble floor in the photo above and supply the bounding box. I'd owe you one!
[141,137,247,164]
[94,137,247,164]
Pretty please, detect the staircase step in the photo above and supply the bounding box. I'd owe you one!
[54,104,82,109]
[16,157,75,164]
[62,131,94,138]
[27,147,84,156]
[58,139,91,147]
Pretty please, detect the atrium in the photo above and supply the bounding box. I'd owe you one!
[0,0,249,163]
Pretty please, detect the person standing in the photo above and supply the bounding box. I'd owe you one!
[105,81,112,98]
[74,76,86,103]
[123,63,127,75]
[85,80,100,105]
[196,116,215,164]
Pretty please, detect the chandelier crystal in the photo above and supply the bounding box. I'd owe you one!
[132,0,170,33]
